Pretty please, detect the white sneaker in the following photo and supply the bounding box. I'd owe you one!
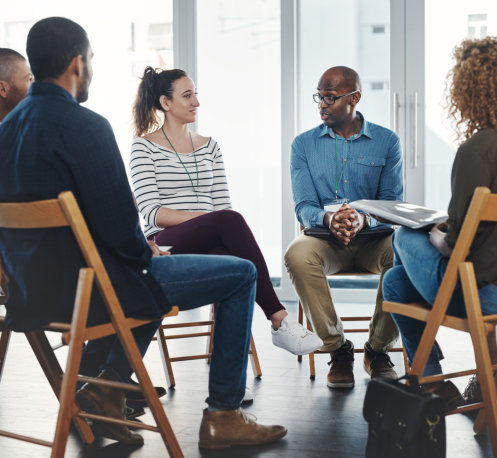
[242,386,253,404]
[271,316,323,355]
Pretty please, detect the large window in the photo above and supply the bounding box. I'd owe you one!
[298,0,391,133]
[424,1,497,210]
[0,1,174,169]
[196,0,282,277]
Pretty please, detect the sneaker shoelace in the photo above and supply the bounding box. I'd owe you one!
[286,321,314,339]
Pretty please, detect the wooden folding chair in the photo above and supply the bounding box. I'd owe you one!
[297,273,407,379]
[0,263,10,383]
[156,303,262,388]
[0,191,183,457]
[383,186,497,456]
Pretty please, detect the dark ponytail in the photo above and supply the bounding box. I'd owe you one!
[132,66,187,137]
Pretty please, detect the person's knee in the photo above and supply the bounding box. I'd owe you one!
[233,257,257,284]
[392,226,412,252]
[284,237,321,273]
[216,209,246,227]
[382,266,403,302]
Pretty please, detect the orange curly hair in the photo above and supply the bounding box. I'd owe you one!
[446,36,497,142]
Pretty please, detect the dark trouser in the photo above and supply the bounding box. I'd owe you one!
[151,209,284,319]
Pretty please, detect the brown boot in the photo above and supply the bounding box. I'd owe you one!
[363,343,398,381]
[75,369,144,446]
[425,380,465,412]
[198,408,287,449]
[327,340,355,389]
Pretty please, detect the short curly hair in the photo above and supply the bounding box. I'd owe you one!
[446,36,497,141]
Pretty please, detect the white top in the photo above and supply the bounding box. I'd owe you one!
[130,137,232,237]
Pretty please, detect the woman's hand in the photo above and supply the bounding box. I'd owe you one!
[148,240,171,257]
[429,221,453,258]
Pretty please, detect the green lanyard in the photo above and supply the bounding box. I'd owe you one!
[334,121,360,199]
[161,127,199,203]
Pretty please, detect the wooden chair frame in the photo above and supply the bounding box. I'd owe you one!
[156,303,261,388]
[383,186,497,456]
[0,263,10,383]
[0,191,184,457]
[297,273,407,379]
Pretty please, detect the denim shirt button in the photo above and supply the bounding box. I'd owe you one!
[370,161,375,165]
[344,179,348,183]
[142,269,148,275]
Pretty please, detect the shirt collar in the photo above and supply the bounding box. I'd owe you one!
[29,81,78,104]
[318,111,373,140]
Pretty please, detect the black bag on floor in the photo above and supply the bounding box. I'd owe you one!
[363,375,446,458]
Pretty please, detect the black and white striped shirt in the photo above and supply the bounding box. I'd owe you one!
[130,137,232,237]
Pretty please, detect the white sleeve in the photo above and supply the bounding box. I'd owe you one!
[211,140,232,210]
[130,139,162,230]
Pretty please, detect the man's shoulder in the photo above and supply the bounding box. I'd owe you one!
[293,124,324,144]
[363,118,399,142]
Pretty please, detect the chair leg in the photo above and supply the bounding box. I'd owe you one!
[100,281,183,456]
[206,304,215,364]
[0,327,11,383]
[25,330,95,446]
[52,268,96,457]
[460,263,497,456]
[157,326,176,388]
[297,300,303,363]
[249,334,262,378]
[304,317,316,380]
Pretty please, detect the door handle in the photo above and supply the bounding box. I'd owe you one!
[411,91,418,168]
[392,92,399,135]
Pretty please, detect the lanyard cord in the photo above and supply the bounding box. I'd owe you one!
[334,120,360,198]
[161,126,199,202]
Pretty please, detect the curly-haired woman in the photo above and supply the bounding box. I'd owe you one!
[382,36,497,405]
[130,66,323,358]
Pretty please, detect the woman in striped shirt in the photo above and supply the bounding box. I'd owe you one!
[130,66,322,357]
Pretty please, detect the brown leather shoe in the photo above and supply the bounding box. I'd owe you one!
[198,408,287,449]
[76,369,144,446]
[363,343,397,381]
[425,380,465,412]
[327,340,355,388]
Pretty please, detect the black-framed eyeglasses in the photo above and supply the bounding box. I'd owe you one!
[312,90,361,105]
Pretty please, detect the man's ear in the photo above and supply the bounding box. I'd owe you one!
[0,80,9,99]
[69,54,84,77]
[350,91,361,107]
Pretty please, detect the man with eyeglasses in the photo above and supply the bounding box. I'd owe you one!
[285,66,403,389]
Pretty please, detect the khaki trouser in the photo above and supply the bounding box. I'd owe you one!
[284,233,398,353]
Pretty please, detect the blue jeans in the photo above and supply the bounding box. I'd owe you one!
[81,254,256,410]
[382,227,497,376]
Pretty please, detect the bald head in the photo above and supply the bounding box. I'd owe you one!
[318,66,361,94]
[0,48,33,121]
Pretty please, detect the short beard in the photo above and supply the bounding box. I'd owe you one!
[76,63,90,103]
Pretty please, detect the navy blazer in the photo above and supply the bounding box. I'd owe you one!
[0,82,170,331]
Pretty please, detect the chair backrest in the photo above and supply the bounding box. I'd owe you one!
[0,191,124,322]
[431,186,497,313]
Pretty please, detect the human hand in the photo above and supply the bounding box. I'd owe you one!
[328,205,364,245]
[148,240,171,257]
[429,221,452,257]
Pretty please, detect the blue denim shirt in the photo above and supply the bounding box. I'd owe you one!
[290,112,403,228]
